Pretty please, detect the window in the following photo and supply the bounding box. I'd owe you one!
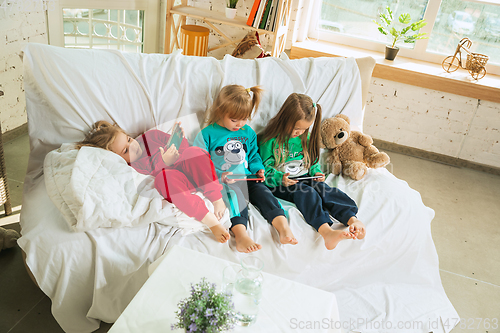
[308,0,500,75]
[48,0,161,53]
[62,9,145,52]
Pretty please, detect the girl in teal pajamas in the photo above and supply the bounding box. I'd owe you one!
[195,85,297,253]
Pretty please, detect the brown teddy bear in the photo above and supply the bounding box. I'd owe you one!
[321,114,390,180]
[0,227,20,251]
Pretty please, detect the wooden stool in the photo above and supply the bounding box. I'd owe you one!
[180,25,210,56]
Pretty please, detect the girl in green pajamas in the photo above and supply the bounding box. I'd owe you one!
[259,93,366,250]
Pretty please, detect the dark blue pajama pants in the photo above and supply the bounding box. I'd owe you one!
[225,181,285,229]
[269,180,358,231]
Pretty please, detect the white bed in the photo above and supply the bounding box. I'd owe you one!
[19,43,458,333]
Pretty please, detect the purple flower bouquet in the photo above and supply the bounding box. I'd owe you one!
[171,278,236,333]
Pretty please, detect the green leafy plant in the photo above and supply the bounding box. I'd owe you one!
[374,6,428,48]
[227,0,238,9]
[171,278,236,333]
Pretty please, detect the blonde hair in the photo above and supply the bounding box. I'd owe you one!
[75,120,128,150]
[258,93,322,169]
[206,85,263,125]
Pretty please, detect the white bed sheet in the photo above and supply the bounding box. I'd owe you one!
[18,43,457,333]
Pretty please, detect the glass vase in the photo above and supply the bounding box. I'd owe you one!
[233,256,264,326]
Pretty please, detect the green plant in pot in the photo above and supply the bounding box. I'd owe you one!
[374,6,428,60]
[227,0,238,8]
[225,0,238,19]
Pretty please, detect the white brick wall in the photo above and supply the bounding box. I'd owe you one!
[460,100,500,167]
[0,6,47,134]
[365,78,500,168]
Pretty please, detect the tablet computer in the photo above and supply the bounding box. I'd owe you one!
[289,175,322,181]
[166,123,184,150]
[225,174,265,181]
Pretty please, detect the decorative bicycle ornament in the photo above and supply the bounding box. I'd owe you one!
[442,37,489,80]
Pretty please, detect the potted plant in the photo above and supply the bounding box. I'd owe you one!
[171,278,236,333]
[225,0,238,19]
[374,6,428,60]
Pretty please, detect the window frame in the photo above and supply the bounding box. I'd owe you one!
[306,0,500,76]
[47,0,162,53]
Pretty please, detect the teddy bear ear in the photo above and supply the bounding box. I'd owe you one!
[319,136,326,149]
[335,114,350,124]
[319,120,327,148]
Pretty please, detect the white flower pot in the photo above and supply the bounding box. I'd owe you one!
[225,7,237,19]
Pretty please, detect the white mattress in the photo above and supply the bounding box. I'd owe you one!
[18,43,457,333]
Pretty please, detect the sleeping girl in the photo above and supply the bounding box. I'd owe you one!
[76,120,230,243]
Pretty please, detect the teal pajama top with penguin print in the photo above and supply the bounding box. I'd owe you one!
[193,123,265,178]
[194,123,286,228]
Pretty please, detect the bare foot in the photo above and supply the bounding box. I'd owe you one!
[201,212,229,243]
[210,224,230,243]
[232,224,262,253]
[272,216,298,245]
[318,224,353,250]
[235,235,262,253]
[212,198,226,220]
[347,216,366,240]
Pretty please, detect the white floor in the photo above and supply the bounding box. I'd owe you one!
[388,152,500,333]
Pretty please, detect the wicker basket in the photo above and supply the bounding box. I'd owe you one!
[466,53,489,73]
[0,122,12,216]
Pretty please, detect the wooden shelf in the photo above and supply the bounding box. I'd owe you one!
[170,6,263,33]
[165,0,292,57]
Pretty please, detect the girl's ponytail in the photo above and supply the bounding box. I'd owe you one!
[308,103,322,166]
[206,85,263,125]
[86,120,113,139]
[249,86,264,118]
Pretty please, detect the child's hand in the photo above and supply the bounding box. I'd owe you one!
[314,172,325,182]
[159,145,179,166]
[256,169,265,183]
[282,173,298,187]
[174,121,186,137]
[221,172,236,184]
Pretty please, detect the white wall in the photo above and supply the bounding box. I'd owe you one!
[365,78,500,168]
[0,7,48,134]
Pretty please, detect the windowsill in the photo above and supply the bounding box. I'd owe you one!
[290,40,500,104]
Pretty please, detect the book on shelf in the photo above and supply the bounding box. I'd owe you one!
[265,0,278,31]
[247,0,284,32]
[246,0,261,26]
[273,0,284,31]
[253,0,268,28]
[259,0,273,30]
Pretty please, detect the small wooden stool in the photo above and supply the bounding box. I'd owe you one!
[180,25,210,56]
